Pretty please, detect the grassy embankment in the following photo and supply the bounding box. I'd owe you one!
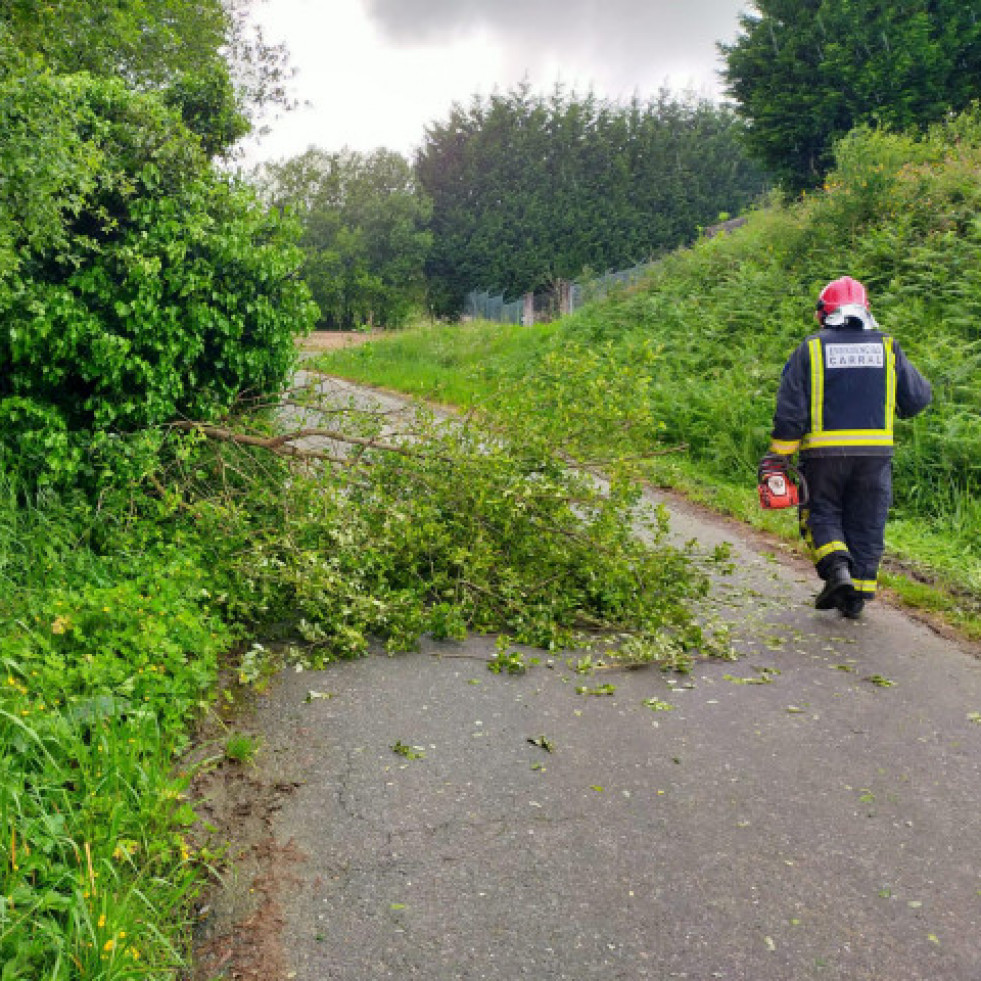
[318,112,981,638]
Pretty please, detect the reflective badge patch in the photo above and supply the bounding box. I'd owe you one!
[825,343,884,369]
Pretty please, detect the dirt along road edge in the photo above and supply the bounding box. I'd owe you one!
[296,330,377,355]
[189,375,981,981]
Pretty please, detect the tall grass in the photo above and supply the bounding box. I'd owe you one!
[0,476,227,978]
[318,107,981,601]
[325,319,564,407]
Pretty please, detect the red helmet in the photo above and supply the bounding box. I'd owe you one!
[815,276,869,322]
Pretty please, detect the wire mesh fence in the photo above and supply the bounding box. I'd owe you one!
[463,291,524,324]
[571,263,652,309]
[465,262,654,325]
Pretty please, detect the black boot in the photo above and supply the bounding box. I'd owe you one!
[841,594,865,620]
[815,562,855,611]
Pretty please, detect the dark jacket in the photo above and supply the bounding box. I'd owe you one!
[770,326,931,458]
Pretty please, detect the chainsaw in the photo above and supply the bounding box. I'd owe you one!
[757,457,808,510]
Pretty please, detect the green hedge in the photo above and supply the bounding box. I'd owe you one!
[0,71,316,490]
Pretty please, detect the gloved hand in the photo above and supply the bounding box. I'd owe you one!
[757,451,789,481]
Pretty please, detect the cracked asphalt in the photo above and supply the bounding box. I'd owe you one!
[192,379,981,981]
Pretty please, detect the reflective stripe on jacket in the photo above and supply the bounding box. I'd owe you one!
[770,327,931,458]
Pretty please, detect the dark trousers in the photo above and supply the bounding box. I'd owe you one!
[798,455,892,600]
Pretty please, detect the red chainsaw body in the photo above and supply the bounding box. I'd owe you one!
[758,471,802,510]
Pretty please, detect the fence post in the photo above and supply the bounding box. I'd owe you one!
[523,292,535,326]
[558,280,572,316]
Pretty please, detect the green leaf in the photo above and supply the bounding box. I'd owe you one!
[391,741,425,760]
[864,675,895,688]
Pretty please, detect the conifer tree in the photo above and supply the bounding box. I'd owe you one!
[416,85,769,315]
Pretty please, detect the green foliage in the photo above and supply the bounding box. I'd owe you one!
[0,0,291,154]
[0,71,316,489]
[416,83,771,315]
[721,0,981,190]
[1,0,228,86]
[0,353,720,978]
[318,109,981,602]
[224,733,260,764]
[0,475,228,978]
[489,335,669,463]
[258,148,433,329]
[391,740,425,760]
[487,640,528,676]
[0,311,713,976]
[165,391,712,663]
[163,62,250,157]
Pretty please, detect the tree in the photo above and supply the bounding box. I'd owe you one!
[259,148,433,329]
[415,84,770,316]
[0,71,316,486]
[0,0,293,155]
[720,0,981,190]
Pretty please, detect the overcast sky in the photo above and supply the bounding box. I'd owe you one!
[243,0,749,164]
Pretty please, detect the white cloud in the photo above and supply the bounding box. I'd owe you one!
[241,0,744,164]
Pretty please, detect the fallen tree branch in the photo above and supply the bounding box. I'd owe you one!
[168,420,418,465]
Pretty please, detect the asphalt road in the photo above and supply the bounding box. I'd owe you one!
[191,380,981,981]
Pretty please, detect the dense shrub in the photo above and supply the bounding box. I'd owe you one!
[0,71,317,488]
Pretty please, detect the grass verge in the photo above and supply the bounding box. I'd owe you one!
[0,486,228,979]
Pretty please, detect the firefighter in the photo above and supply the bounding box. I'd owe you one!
[759,277,932,619]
